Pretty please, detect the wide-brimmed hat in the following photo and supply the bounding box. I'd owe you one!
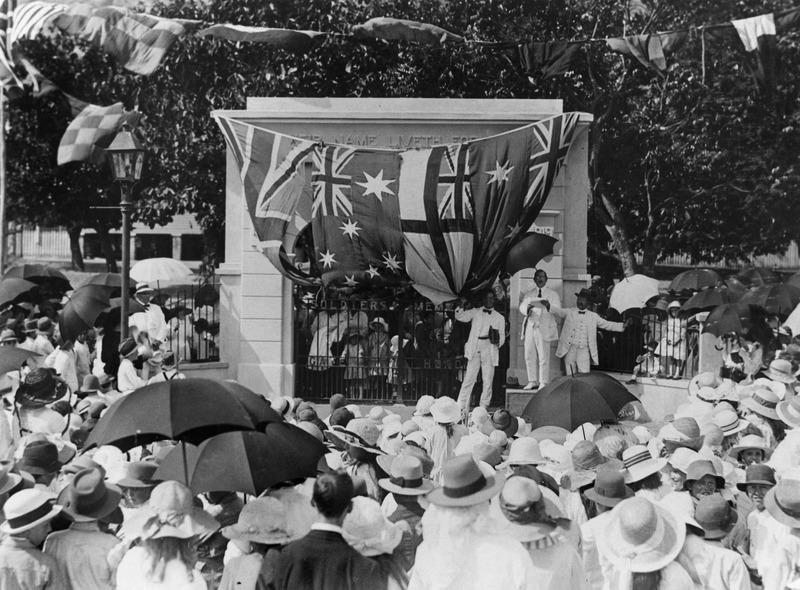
[778,395,800,429]
[683,459,725,491]
[688,372,722,397]
[694,386,723,405]
[61,455,103,476]
[369,317,389,332]
[324,419,384,455]
[659,492,704,536]
[15,368,68,408]
[0,489,62,534]
[727,434,774,462]
[661,418,705,454]
[0,329,17,343]
[122,481,219,540]
[221,497,302,545]
[561,440,624,491]
[135,282,155,295]
[529,426,570,445]
[667,448,699,474]
[16,440,62,475]
[78,375,102,396]
[765,359,797,384]
[695,495,737,540]
[489,409,519,438]
[575,288,594,301]
[414,395,435,417]
[378,455,435,496]
[430,397,461,425]
[598,497,686,573]
[490,476,564,542]
[622,445,668,484]
[116,461,158,488]
[403,431,427,449]
[499,437,546,469]
[118,337,137,358]
[741,390,780,420]
[473,443,502,468]
[0,461,22,496]
[342,496,403,557]
[766,479,800,528]
[426,454,505,507]
[57,468,122,522]
[711,410,748,437]
[585,468,635,507]
[736,464,776,492]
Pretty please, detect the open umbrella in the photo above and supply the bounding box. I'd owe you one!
[503,233,558,276]
[130,258,194,284]
[93,297,147,332]
[0,278,37,308]
[194,283,219,308]
[702,303,757,337]
[740,284,800,318]
[153,424,327,496]
[521,372,638,431]
[680,286,734,314]
[0,347,40,375]
[82,273,135,293]
[84,378,282,452]
[58,285,112,342]
[2,264,72,291]
[669,269,721,294]
[724,277,748,300]
[608,274,660,313]
[736,268,781,287]
[785,272,800,290]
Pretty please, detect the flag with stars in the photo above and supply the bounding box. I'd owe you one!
[312,146,404,288]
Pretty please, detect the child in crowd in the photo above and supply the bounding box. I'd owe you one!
[627,341,660,383]
[341,332,367,399]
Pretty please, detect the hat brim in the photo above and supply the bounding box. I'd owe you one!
[623,458,668,484]
[727,445,774,462]
[776,400,800,428]
[0,504,62,535]
[122,506,220,541]
[765,487,800,528]
[560,469,597,492]
[426,471,505,507]
[57,484,123,522]
[221,522,296,545]
[378,477,435,496]
[584,485,634,507]
[324,428,384,455]
[663,436,704,454]
[116,478,157,489]
[0,472,22,496]
[736,479,776,492]
[16,381,68,408]
[17,459,63,476]
[498,457,548,470]
[683,475,726,492]
[764,370,796,384]
[740,397,779,420]
[720,422,749,436]
[430,409,461,424]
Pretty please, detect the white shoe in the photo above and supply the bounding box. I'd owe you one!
[523,382,538,390]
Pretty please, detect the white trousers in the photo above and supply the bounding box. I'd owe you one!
[524,326,550,384]
[564,345,591,375]
[458,340,495,410]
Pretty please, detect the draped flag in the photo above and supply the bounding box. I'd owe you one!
[57,102,141,165]
[198,25,325,52]
[606,32,687,73]
[733,13,777,93]
[0,0,22,98]
[351,17,463,44]
[214,113,583,303]
[9,1,64,49]
[52,4,200,75]
[518,41,583,78]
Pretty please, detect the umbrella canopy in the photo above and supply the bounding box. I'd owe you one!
[521,372,638,431]
[2,264,72,291]
[608,274,661,313]
[58,285,112,342]
[94,297,147,332]
[82,273,135,293]
[784,304,800,337]
[724,277,748,300]
[0,347,40,375]
[736,267,781,287]
[680,286,734,314]
[740,284,800,318]
[503,233,558,276]
[131,258,194,284]
[153,424,327,496]
[0,278,37,308]
[669,269,721,294]
[194,283,220,308]
[785,271,800,290]
[702,303,757,337]
[84,378,281,451]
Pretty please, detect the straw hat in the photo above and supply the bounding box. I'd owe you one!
[430,397,461,425]
[498,437,546,469]
[529,426,570,445]
[765,359,797,384]
[122,481,219,540]
[116,461,158,488]
[585,468,635,508]
[135,282,155,295]
[0,461,22,496]
[661,418,704,454]
[765,479,800,528]
[0,489,62,534]
[117,337,137,359]
[561,441,624,491]
[0,329,17,343]
[342,496,403,557]
[688,372,721,397]
[221,497,302,545]
[378,455,435,496]
[425,454,505,507]
[400,421,420,438]
[57,468,122,522]
[711,410,748,437]
[490,476,564,542]
[777,395,800,429]
[598,497,686,573]
[694,495,737,540]
[414,395,435,417]
[736,463,776,492]
[727,434,774,462]
[404,431,427,449]
[740,390,780,420]
[15,368,67,408]
[622,445,667,484]
[324,419,384,455]
[36,317,53,334]
[666,448,699,475]
[683,459,725,492]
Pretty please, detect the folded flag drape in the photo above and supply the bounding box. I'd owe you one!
[57,101,141,165]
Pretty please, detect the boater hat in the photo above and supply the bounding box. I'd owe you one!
[378,456,435,496]
[622,445,667,485]
[765,359,797,384]
[1,489,62,534]
[135,282,155,295]
[711,410,749,437]
[425,455,505,507]
[430,397,461,425]
[740,390,780,420]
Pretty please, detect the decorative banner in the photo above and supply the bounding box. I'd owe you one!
[215,113,583,304]
[57,102,141,165]
[198,25,325,52]
[351,17,463,44]
[733,13,777,93]
[9,2,65,50]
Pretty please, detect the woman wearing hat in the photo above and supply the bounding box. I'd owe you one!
[325,419,387,502]
[741,388,786,448]
[427,397,468,484]
[656,302,688,380]
[408,455,536,590]
[116,481,219,590]
[13,368,70,441]
[727,434,773,468]
[367,318,391,397]
[682,459,726,503]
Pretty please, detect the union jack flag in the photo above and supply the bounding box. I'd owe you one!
[525,112,580,207]
[437,144,474,225]
[312,145,356,218]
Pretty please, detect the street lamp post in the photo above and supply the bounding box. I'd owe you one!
[106,124,146,341]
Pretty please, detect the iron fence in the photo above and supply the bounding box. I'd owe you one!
[156,280,220,363]
[293,290,510,404]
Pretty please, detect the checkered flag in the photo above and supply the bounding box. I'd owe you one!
[57,102,141,165]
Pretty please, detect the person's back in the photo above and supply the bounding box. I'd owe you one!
[265,472,385,590]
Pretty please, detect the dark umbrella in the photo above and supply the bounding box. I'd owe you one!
[83,273,135,294]
[153,424,327,496]
[680,286,734,314]
[702,303,757,337]
[669,269,721,294]
[521,372,638,431]
[94,297,147,332]
[736,268,781,287]
[503,233,558,276]
[785,271,800,290]
[84,378,282,452]
[740,284,800,318]
[2,264,72,291]
[0,278,37,308]
[59,285,112,342]
[723,277,748,301]
[0,347,40,375]
[194,283,220,308]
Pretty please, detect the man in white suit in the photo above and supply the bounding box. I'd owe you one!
[519,270,561,390]
[543,288,627,375]
[455,291,506,414]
